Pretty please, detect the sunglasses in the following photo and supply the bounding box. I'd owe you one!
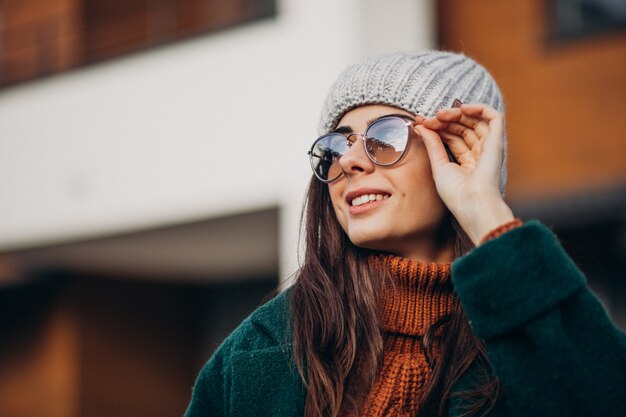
[308,99,464,183]
[308,115,415,183]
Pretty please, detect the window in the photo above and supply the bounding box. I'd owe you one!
[547,0,626,42]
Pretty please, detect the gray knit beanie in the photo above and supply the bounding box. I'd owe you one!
[318,50,507,194]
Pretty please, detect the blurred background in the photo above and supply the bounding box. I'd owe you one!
[0,0,625,416]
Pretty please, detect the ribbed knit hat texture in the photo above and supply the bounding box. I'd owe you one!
[318,51,507,194]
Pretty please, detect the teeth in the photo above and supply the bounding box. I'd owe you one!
[351,194,389,206]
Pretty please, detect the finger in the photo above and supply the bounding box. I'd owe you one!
[443,122,481,148]
[461,104,505,178]
[438,130,471,156]
[462,105,504,146]
[421,117,449,130]
[436,109,489,138]
[460,104,501,122]
[438,132,479,169]
[414,125,449,174]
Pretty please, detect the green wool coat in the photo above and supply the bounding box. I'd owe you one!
[184,221,626,417]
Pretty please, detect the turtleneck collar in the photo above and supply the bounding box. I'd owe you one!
[370,254,458,337]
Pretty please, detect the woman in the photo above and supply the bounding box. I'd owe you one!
[184,51,626,417]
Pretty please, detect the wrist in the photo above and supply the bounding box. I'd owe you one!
[452,196,515,246]
[479,218,524,244]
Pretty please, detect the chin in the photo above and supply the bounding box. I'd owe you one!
[346,229,394,252]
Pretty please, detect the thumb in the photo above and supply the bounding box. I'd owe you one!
[415,125,449,176]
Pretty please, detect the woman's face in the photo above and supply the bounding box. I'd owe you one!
[328,104,452,262]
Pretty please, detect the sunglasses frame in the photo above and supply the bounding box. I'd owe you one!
[307,98,465,183]
[308,115,416,183]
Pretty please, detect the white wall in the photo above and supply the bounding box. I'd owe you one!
[0,0,435,281]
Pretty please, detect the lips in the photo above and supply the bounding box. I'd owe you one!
[345,188,391,206]
[345,188,391,215]
[351,193,389,206]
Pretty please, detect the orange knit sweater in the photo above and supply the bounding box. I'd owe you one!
[358,255,458,417]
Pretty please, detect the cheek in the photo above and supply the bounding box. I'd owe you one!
[398,150,436,191]
[328,185,347,226]
[396,154,445,211]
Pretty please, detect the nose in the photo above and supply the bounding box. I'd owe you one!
[338,134,375,178]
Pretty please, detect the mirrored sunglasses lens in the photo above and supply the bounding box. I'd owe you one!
[365,117,408,164]
[310,134,348,181]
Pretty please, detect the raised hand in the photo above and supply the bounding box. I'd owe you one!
[413,104,515,246]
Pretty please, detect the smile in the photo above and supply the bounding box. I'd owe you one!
[344,188,392,215]
[351,193,390,206]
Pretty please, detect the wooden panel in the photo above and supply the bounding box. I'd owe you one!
[1,0,82,84]
[0,273,277,417]
[438,0,626,201]
[0,284,79,417]
[1,0,277,87]
[72,277,199,417]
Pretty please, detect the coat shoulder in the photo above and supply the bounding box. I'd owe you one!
[184,287,303,417]
[222,288,305,416]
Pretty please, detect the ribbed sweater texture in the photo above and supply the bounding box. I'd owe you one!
[357,255,457,417]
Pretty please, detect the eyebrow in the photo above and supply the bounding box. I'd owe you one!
[333,112,415,134]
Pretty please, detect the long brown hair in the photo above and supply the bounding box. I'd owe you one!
[291,176,500,417]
